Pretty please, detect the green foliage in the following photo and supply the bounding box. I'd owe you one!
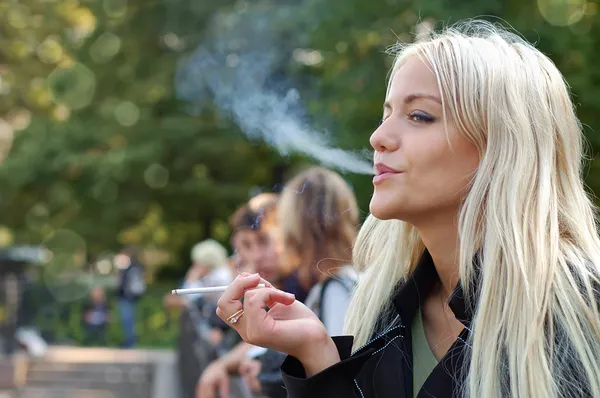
[0,0,284,270]
[30,283,181,348]
[1,0,600,284]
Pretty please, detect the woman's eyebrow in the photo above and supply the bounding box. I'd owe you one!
[383,93,442,111]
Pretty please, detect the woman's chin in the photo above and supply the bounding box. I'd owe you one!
[369,199,397,220]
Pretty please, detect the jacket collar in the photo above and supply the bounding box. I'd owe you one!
[392,249,479,328]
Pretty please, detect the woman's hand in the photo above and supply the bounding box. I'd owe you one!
[216,273,341,375]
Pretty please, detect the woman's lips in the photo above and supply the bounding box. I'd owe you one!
[373,163,403,185]
[373,171,401,185]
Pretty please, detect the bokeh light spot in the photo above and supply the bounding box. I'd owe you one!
[103,0,127,18]
[53,104,71,122]
[68,7,98,41]
[47,63,96,110]
[104,365,123,384]
[25,203,49,231]
[0,119,14,164]
[6,108,32,131]
[8,40,32,60]
[37,37,64,64]
[114,101,139,126]
[90,32,122,64]
[0,226,14,247]
[144,164,169,189]
[92,180,119,204]
[7,5,29,29]
[41,229,91,303]
[537,0,587,26]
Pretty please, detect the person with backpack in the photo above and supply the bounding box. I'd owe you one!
[115,246,146,348]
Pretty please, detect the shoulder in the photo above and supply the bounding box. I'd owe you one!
[322,270,357,305]
[332,265,359,289]
[323,280,352,300]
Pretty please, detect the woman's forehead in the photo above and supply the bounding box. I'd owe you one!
[386,57,441,104]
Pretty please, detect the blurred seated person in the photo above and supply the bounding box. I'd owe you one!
[82,286,111,347]
[198,192,307,398]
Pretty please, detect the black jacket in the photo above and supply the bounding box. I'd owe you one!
[280,250,595,398]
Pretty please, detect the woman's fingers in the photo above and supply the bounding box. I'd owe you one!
[216,273,273,327]
[242,288,296,343]
[244,288,295,312]
[215,272,296,347]
[218,274,269,304]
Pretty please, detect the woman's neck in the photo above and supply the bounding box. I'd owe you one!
[415,213,461,298]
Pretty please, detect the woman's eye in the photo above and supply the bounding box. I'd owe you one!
[408,111,435,123]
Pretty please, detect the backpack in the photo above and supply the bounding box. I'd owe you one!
[124,265,146,299]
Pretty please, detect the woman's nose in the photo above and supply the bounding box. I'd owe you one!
[369,120,399,152]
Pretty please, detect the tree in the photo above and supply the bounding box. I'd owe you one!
[0,0,282,271]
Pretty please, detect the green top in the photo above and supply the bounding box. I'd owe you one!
[412,309,439,397]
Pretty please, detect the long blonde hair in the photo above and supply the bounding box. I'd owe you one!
[345,20,600,398]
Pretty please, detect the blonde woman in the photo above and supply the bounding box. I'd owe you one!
[215,20,600,398]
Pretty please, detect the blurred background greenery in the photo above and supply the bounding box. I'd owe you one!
[26,282,180,348]
[0,0,599,346]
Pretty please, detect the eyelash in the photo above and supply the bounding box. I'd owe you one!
[379,111,435,126]
[408,111,435,123]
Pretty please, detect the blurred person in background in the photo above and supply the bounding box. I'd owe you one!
[238,167,360,398]
[165,239,233,309]
[114,246,146,349]
[10,246,50,358]
[198,193,304,398]
[186,240,234,303]
[165,239,234,346]
[82,286,110,347]
[278,167,359,331]
[228,193,282,283]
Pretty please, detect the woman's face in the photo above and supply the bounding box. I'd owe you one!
[369,56,479,223]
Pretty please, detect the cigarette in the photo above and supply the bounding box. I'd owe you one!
[171,283,266,295]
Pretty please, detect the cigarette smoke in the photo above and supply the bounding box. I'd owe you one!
[175,3,373,175]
